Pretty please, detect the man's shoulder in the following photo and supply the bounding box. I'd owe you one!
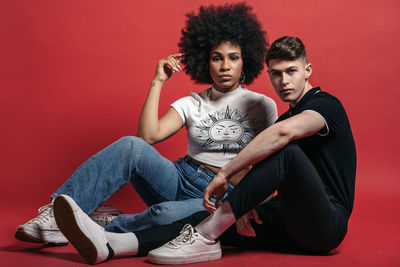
[311,89,341,104]
[304,88,345,114]
[305,88,350,128]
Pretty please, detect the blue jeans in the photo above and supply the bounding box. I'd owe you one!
[51,136,233,233]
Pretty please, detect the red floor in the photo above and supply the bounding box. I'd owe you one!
[1,169,399,267]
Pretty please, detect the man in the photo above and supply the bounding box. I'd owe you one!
[52,36,357,265]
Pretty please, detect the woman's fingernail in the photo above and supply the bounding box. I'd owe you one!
[173,67,179,72]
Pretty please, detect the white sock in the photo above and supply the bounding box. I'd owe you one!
[195,201,236,241]
[104,232,139,257]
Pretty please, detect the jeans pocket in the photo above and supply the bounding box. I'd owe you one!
[177,168,214,199]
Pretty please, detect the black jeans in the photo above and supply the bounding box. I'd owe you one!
[135,144,349,255]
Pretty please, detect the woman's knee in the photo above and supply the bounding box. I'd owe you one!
[111,136,149,153]
[117,136,147,146]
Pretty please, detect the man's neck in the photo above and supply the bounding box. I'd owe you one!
[290,82,313,108]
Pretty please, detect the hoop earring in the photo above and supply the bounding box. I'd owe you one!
[240,71,246,84]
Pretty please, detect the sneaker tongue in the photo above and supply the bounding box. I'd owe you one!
[38,204,52,213]
[167,224,194,247]
[181,224,194,234]
[29,204,54,223]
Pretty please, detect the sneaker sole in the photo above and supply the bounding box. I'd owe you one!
[14,227,68,246]
[147,250,222,265]
[53,196,99,264]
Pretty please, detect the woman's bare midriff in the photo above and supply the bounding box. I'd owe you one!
[191,159,250,186]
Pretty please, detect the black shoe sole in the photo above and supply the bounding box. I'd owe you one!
[14,227,68,246]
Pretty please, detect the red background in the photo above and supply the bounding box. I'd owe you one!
[1,0,399,266]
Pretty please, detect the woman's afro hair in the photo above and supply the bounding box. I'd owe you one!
[178,2,268,85]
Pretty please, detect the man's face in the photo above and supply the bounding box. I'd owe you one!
[267,59,312,107]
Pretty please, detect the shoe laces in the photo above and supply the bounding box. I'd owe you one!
[28,204,54,225]
[167,224,197,248]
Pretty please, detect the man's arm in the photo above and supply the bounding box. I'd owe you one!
[219,110,326,179]
[203,110,326,211]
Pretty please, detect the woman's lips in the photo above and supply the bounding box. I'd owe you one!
[219,75,232,81]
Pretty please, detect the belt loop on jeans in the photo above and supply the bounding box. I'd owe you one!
[184,155,192,162]
[185,156,221,176]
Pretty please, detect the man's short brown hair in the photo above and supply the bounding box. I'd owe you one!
[265,36,307,66]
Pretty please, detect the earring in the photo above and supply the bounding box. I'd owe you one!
[240,72,246,84]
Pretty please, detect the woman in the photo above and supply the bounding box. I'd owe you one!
[15,2,277,246]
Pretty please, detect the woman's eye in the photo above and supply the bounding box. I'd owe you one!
[230,56,239,61]
[212,57,221,62]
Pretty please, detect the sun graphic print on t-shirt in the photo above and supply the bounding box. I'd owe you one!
[193,105,257,154]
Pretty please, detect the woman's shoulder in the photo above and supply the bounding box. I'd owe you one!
[173,87,212,106]
[241,87,276,104]
[193,87,213,97]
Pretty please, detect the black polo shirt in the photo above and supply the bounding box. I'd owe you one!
[276,87,357,215]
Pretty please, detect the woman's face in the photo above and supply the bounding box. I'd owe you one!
[209,41,243,93]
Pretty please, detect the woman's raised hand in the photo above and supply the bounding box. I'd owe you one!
[153,53,183,83]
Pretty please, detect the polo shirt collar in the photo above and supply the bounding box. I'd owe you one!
[289,87,321,115]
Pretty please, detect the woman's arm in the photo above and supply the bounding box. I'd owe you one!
[137,54,183,144]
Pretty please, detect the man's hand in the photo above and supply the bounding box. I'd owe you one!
[203,172,229,213]
[236,209,263,237]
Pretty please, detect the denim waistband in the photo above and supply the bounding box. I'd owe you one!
[183,155,217,178]
[182,155,234,194]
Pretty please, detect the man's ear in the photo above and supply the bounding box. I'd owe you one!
[305,63,312,79]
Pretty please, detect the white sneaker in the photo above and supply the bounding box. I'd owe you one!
[147,224,221,265]
[16,199,121,245]
[15,203,69,245]
[53,194,113,264]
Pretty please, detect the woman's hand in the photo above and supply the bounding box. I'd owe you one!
[203,172,229,213]
[153,53,182,83]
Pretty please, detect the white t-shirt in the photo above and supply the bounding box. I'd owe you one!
[171,85,277,167]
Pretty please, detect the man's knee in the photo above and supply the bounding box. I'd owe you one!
[282,143,303,156]
[275,143,308,167]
